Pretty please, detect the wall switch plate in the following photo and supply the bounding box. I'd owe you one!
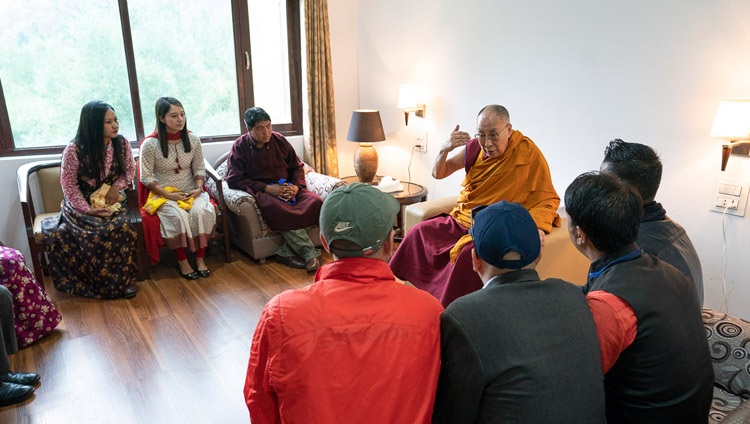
[710,179,749,216]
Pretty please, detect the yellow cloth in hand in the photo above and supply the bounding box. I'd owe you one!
[90,183,122,212]
[177,196,194,211]
[142,186,193,215]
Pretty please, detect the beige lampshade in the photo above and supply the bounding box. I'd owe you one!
[347,110,385,183]
[398,84,417,109]
[397,84,426,125]
[710,99,750,141]
[711,99,750,171]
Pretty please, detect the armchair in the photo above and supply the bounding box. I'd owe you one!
[403,197,589,285]
[17,159,144,282]
[205,152,347,263]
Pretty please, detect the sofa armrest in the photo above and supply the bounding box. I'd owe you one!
[305,172,347,200]
[404,196,456,235]
[204,158,263,217]
[219,186,262,217]
[536,215,589,286]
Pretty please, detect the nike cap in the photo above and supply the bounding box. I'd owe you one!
[469,201,541,269]
[320,182,400,258]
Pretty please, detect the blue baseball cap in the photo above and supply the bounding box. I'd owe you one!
[469,201,541,269]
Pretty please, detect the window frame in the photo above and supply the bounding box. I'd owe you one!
[0,0,303,157]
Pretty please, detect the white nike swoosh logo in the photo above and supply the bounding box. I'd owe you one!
[334,222,354,232]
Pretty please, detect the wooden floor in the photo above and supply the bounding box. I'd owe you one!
[0,245,328,423]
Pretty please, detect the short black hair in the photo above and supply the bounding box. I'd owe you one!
[564,172,643,254]
[601,139,662,203]
[244,107,271,129]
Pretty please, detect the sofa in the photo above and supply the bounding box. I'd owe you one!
[704,308,750,423]
[403,197,590,286]
[204,152,346,263]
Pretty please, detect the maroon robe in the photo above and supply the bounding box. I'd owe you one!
[390,214,481,306]
[225,132,321,231]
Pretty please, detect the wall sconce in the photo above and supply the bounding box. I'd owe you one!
[347,109,386,183]
[710,99,750,171]
[398,84,426,125]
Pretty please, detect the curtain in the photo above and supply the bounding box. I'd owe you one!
[304,0,338,176]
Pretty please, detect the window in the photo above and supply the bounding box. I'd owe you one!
[0,0,302,156]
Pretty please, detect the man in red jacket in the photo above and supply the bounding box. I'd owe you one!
[244,183,444,423]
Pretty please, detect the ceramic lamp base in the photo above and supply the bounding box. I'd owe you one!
[354,142,378,183]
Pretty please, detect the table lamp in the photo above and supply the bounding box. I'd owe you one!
[710,99,750,171]
[347,109,386,183]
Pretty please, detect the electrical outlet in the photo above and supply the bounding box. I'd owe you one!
[710,179,749,216]
[716,196,739,209]
[415,132,427,152]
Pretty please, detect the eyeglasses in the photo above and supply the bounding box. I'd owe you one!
[474,124,509,142]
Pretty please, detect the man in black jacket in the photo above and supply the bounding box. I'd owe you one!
[566,172,712,423]
[601,139,703,305]
[433,201,605,423]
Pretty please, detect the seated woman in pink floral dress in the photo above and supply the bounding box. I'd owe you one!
[44,100,139,299]
[0,244,62,347]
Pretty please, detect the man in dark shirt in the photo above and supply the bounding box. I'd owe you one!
[225,107,322,271]
[433,201,605,423]
[600,139,703,304]
[566,172,712,423]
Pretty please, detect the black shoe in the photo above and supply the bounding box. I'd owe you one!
[305,256,321,272]
[178,267,200,280]
[2,371,40,386]
[275,255,306,269]
[0,382,34,406]
[197,269,210,278]
[123,286,137,298]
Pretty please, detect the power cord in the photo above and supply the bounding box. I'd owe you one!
[720,205,732,313]
[406,145,417,193]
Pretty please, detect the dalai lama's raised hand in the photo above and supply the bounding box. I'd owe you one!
[441,124,471,154]
[433,124,471,179]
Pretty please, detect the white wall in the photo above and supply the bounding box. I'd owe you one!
[328,0,750,317]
